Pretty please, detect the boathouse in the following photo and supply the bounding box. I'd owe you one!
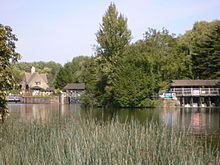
[62,83,85,103]
[62,83,85,93]
[170,80,220,107]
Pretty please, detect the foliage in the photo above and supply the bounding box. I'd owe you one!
[0,24,20,121]
[54,67,67,89]
[54,56,90,89]
[52,4,219,108]
[91,23,191,107]
[80,5,219,107]
[144,28,192,83]
[111,44,160,107]
[55,88,61,95]
[95,3,131,106]
[80,57,98,107]
[179,20,220,79]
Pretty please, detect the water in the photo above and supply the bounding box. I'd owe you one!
[7,103,220,150]
[8,104,220,133]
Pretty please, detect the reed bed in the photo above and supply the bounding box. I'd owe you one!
[0,115,219,165]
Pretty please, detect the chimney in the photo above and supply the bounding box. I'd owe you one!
[31,66,35,74]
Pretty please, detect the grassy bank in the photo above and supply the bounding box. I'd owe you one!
[0,115,219,165]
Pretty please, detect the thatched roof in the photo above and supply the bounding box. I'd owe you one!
[171,80,220,87]
[62,83,85,91]
[46,87,55,92]
[20,71,49,90]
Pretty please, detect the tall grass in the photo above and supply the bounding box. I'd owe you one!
[0,115,219,165]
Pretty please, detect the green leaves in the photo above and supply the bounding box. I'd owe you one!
[95,3,132,106]
[96,3,131,60]
[180,20,220,79]
[88,4,192,107]
[54,56,90,89]
[0,24,20,121]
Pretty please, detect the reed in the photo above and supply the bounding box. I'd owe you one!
[0,115,219,165]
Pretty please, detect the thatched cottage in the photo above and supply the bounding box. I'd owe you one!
[20,67,49,93]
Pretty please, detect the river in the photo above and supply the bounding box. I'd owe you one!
[8,103,220,150]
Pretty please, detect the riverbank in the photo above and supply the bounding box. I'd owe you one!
[0,114,219,164]
[159,99,180,108]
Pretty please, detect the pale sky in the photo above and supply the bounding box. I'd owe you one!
[1,0,220,65]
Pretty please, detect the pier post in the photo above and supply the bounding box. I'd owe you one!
[59,92,65,104]
[208,97,211,106]
[190,97,193,105]
[199,97,201,106]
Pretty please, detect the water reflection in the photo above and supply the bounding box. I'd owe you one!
[80,108,161,124]
[7,104,220,135]
[8,104,81,122]
[179,108,220,135]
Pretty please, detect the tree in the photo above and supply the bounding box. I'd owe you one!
[95,3,131,106]
[179,20,220,79]
[191,21,220,79]
[143,28,191,88]
[54,67,67,89]
[80,57,98,106]
[112,44,160,107]
[54,56,90,89]
[0,24,20,121]
[96,3,131,60]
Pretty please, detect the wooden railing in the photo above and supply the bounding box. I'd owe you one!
[171,88,220,97]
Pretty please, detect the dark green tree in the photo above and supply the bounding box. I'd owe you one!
[112,44,160,107]
[191,22,220,79]
[55,56,90,89]
[96,3,131,106]
[0,24,20,121]
[80,57,98,106]
[179,20,220,79]
[54,67,67,89]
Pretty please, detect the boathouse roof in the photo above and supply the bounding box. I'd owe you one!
[62,83,85,91]
[171,80,220,87]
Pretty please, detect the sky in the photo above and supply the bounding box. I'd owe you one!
[0,0,220,65]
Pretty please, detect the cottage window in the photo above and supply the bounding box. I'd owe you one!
[35,82,41,85]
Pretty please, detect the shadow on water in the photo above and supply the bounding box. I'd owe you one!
[80,107,161,124]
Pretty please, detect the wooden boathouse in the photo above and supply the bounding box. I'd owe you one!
[62,83,85,103]
[170,80,220,107]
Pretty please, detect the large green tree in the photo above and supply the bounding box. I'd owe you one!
[96,3,131,106]
[0,24,20,121]
[179,20,220,79]
[112,44,160,107]
[191,22,220,79]
[111,28,191,107]
[143,28,192,87]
